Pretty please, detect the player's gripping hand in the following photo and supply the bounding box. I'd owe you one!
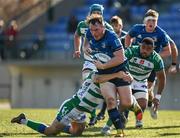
[93,60,105,70]
[73,50,81,58]
[168,65,177,74]
[122,72,133,83]
[83,47,92,56]
[152,95,161,111]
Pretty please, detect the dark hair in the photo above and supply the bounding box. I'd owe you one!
[142,37,154,47]
[110,16,122,25]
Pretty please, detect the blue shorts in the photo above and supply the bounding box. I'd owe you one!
[109,78,131,87]
[147,70,156,83]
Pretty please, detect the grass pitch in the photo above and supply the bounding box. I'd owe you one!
[0,109,180,137]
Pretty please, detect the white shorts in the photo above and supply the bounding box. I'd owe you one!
[82,61,97,71]
[60,108,86,126]
[131,79,148,100]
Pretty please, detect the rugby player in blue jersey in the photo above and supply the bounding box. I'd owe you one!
[96,15,128,122]
[84,14,136,137]
[125,9,171,119]
[73,4,113,126]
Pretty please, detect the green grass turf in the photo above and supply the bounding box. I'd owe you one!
[0,109,180,137]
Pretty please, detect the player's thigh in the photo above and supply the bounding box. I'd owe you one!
[100,82,116,99]
[100,82,117,108]
[117,85,132,105]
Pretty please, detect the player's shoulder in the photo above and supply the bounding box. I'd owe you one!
[152,51,163,61]
[129,45,140,52]
[104,21,113,30]
[105,29,119,40]
[106,29,117,37]
[132,24,145,30]
[155,26,167,35]
[77,20,88,27]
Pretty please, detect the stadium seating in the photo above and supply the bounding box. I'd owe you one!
[43,1,180,59]
[158,5,180,49]
[130,6,148,21]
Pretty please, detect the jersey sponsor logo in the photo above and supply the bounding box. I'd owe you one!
[141,84,147,88]
[139,59,144,64]
[148,62,151,67]
[89,40,93,45]
[61,106,69,117]
[77,80,91,98]
[101,42,106,48]
[115,39,121,46]
[137,34,142,39]
[152,36,157,42]
[131,57,154,68]
[133,57,138,63]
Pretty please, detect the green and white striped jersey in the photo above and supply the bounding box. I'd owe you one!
[76,72,104,113]
[125,46,164,82]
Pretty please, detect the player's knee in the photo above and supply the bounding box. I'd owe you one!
[121,99,132,108]
[137,99,147,110]
[106,97,116,108]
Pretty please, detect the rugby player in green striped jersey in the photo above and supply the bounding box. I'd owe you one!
[11,70,135,136]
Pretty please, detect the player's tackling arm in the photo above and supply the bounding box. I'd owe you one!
[159,44,171,58]
[73,31,81,58]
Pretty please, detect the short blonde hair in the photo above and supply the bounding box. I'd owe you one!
[87,13,104,25]
[144,9,159,19]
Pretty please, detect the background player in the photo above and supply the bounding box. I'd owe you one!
[125,9,171,119]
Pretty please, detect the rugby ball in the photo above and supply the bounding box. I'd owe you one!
[93,53,111,63]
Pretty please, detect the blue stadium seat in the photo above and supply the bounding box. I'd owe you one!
[76,14,86,21]
[46,39,70,51]
[57,16,69,24]
[45,33,68,41]
[45,24,67,33]
[130,6,148,20]
[73,6,90,15]
[169,3,180,14]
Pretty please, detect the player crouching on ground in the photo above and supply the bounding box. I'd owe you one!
[11,70,133,136]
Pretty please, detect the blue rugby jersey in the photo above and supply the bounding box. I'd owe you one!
[128,24,169,53]
[86,29,128,74]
